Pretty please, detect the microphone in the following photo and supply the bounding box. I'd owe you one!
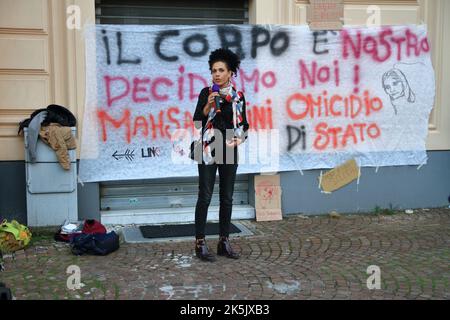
[212,83,221,113]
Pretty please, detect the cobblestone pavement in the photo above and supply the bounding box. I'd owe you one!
[1,208,449,300]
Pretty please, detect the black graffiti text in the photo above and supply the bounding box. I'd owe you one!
[101,30,142,65]
[142,146,161,158]
[287,125,307,152]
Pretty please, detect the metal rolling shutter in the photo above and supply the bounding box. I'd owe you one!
[96,0,251,219]
[100,175,249,211]
[95,0,249,25]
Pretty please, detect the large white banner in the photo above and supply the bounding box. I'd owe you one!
[79,24,435,182]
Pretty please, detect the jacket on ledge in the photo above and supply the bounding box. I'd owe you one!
[39,123,77,170]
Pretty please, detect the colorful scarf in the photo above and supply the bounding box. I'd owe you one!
[202,83,246,164]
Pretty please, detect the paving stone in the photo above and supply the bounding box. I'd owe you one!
[1,209,449,300]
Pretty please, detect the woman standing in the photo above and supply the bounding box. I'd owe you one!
[192,48,249,262]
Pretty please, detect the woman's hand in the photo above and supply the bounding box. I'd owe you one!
[207,92,220,106]
[226,137,243,148]
[203,92,220,116]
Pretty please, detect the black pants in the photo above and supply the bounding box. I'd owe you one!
[195,163,238,239]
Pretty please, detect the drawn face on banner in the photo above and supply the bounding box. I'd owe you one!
[383,72,406,100]
[211,61,232,87]
[382,68,417,115]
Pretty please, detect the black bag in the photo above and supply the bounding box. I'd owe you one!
[189,139,203,162]
[70,231,120,256]
[0,282,12,300]
[190,122,207,162]
[18,104,77,135]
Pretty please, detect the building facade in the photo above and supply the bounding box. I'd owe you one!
[1,0,449,225]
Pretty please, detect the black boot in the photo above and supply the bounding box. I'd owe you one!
[195,239,216,262]
[217,236,240,259]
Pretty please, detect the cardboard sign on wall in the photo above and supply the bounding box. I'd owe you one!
[319,159,360,192]
[307,0,344,31]
[255,175,282,222]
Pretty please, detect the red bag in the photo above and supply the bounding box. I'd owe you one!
[82,219,106,234]
[54,230,81,242]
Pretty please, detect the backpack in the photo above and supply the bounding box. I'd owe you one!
[70,231,120,256]
[18,104,77,135]
[82,219,107,235]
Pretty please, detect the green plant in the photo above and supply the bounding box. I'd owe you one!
[28,226,57,245]
[373,203,398,216]
[373,205,382,215]
[385,203,398,215]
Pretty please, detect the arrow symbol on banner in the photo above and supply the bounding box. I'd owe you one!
[112,149,135,161]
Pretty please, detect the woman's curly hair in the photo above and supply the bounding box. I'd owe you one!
[208,48,241,75]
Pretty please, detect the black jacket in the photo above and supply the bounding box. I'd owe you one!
[18,104,77,135]
[193,87,249,164]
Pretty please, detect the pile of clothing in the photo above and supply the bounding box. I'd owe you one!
[55,219,119,256]
[54,220,85,242]
[18,104,77,170]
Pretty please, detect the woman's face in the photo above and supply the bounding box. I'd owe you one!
[211,61,232,88]
[384,76,405,100]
